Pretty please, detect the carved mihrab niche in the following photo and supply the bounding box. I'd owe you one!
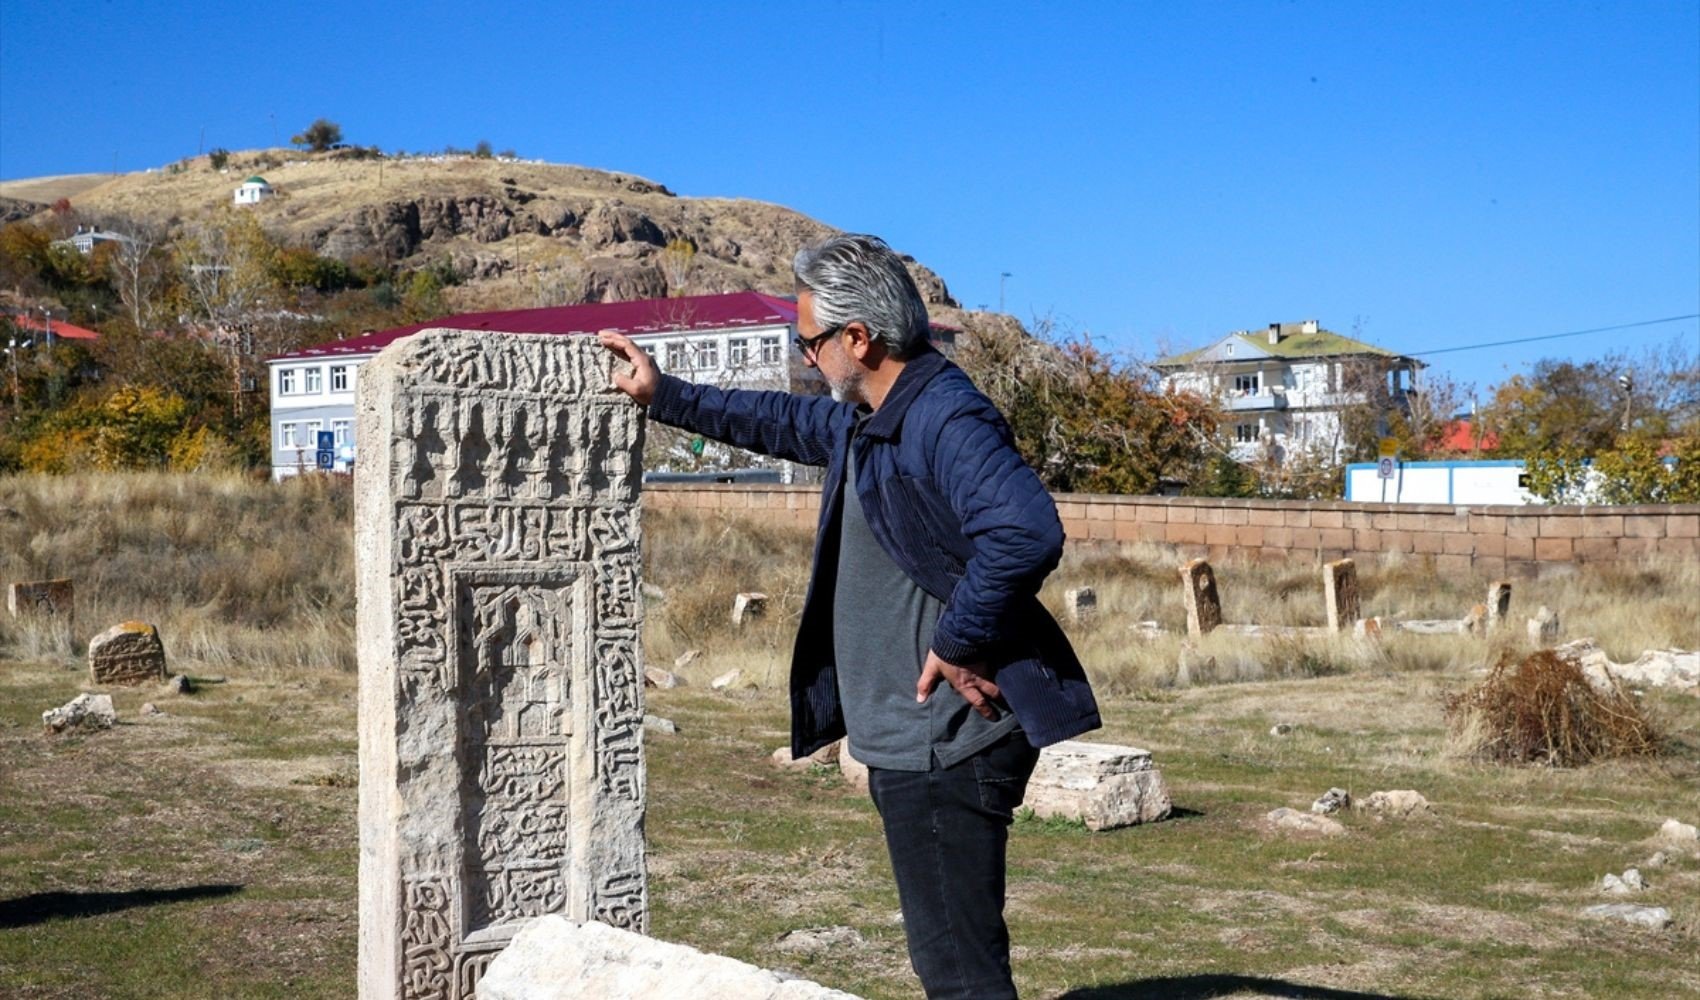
[356,330,647,1000]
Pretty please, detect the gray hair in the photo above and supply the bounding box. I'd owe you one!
[793,234,930,360]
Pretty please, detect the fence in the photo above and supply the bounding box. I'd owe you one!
[639,484,1700,575]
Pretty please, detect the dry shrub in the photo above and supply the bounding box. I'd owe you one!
[1444,648,1662,766]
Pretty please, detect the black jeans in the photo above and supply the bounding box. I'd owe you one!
[866,731,1041,1000]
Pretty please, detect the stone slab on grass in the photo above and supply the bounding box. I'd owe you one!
[88,621,166,686]
[479,915,864,1000]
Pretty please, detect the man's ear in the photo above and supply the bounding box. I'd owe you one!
[844,321,878,363]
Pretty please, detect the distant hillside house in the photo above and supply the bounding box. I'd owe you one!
[1154,320,1422,465]
[52,225,135,255]
[263,291,958,481]
[234,176,274,205]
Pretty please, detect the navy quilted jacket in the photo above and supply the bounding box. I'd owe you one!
[647,346,1101,756]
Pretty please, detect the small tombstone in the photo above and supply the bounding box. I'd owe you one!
[1486,581,1513,630]
[1023,740,1172,830]
[730,592,768,627]
[710,668,742,690]
[88,621,167,686]
[1529,606,1560,647]
[1064,587,1098,624]
[1180,559,1222,637]
[1323,559,1360,633]
[673,649,701,669]
[8,578,74,627]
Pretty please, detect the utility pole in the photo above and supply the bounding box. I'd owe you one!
[1618,372,1634,432]
[999,271,1012,313]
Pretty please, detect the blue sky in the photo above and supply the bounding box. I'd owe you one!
[2,1,1695,391]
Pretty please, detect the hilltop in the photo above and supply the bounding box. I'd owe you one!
[0,148,963,320]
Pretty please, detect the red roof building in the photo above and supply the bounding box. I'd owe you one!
[6,312,100,341]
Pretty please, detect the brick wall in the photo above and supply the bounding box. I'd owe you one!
[640,484,1700,574]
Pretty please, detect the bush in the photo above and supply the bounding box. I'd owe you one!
[291,118,343,152]
[1444,648,1661,766]
[209,148,230,171]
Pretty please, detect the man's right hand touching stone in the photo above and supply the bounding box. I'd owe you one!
[598,330,659,406]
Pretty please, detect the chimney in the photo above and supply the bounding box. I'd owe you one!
[1268,323,1281,346]
[1302,319,1319,334]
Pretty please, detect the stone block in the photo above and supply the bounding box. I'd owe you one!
[1538,516,1583,539]
[1086,503,1114,521]
[1283,509,1312,527]
[1113,502,1141,522]
[1196,507,1225,526]
[1022,740,1172,830]
[88,621,166,686]
[1506,517,1540,539]
[1248,507,1285,527]
[1167,505,1198,524]
[1582,514,1625,537]
[1221,508,1250,527]
[1180,559,1222,637]
[1310,510,1344,529]
[1442,533,1475,556]
[731,592,768,627]
[1624,515,1664,539]
[1323,559,1360,633]
[1475,533,1507,558]
[1486,581,1513,630]
[355,330,648,1000]
[1167,523,1207,546]
[1669,515,1700,539]
[1203,524,1237,547]
[1534,537,1574,561]
[1504,536,1535,561]
[1319,528,1353,550]
[1233,526,1265,547]
[1529,606,1560,647]
[1064,587,1097,623]
[479,916,863,1000]
[8,578,73,626]
[42,692,116,734]
[1412,532,1445,554]
[1573,537,1618,562]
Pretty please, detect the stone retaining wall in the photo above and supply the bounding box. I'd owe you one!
[641,484,1700,574]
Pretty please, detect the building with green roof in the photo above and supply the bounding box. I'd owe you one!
[1154,320,1422,464]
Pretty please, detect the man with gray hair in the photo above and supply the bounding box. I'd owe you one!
[600,233,1099,999]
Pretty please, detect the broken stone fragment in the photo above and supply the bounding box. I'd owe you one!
[644,667,684,689]
[1022,740,1172,830]
[43,693,116,734]
[643,715,679,736]
[1364,789,1432,818]
[479,915,865,1000]
[163,674,192,695]
[673,649,701,669]
[1579,903,1670,930]
[775,926,864,954]
[1064,587,1097,624]
[772,739,841,770]
[1600,868,1646,895]
[1311,788,1351,815]
[710,668,742,690]
[731,592,768,627]
[1528,606,1560,647]
[1265,807,1345,837]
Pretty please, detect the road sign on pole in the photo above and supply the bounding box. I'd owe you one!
[316,431,336,471]
[1378,437,1399,459]
[1377,456,1396,480]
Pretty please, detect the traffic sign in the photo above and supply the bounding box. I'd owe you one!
[1377,456,1396,480]
[317,431,335,452]
[317,449,336,470]
[1378,437,1399,458]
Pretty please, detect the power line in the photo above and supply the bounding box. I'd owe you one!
[1408,314,1699,358]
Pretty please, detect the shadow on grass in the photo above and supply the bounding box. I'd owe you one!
[1060,975,1426,999]
[0,883,243,929]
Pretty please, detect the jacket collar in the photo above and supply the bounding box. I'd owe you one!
[861,345,948,441]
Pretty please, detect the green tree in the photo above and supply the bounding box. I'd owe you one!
[290,118,344,152]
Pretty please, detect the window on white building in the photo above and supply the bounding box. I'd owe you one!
[304,367,323,393]
[330,365,350,392]
[279,422,298,448]
[760,335,782,365]
[305,420,323,448]
[332,419,353,446]
[727,338,750,367]
[279,368,299,395]
[1235,423,1258,444]
[1233,373,1261,396]
[694,339,719,370]
[665,341,689,370]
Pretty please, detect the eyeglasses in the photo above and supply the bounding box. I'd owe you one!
[792,324,844,360]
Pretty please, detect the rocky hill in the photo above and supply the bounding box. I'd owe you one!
[5,149,964,320]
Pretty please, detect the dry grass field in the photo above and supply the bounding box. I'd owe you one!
[1,473,1697,998]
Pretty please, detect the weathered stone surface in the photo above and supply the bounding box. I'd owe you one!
[1654,818,1699,851]
[88,621,166,686]
[163,674,192,695]
[1311,788,1350,815]
[710,668,742,690]
[1364,789,1432,818]
[1180,559,1221,637]
[673,648,700,669]
[644,666,684,689]
[643,715,678,736]
[1486,581,1513,630]
[43,692,116,733]
[1323,559,1359,633]
[356,330,647,1000]
[479,916,864,1000]
[776,925,865,954]
[8,578,73,624]
[1600,868,1646,895]
[731,592,768,627]
[1529,606,1560,647]
[772,739,841,770]
[1064,587,1097,624]
[1580,903,1671,930]
[1023,740,1171,830]
[1563,637,1699,695]
[839,741,870,794]
[1265,807,1345,837]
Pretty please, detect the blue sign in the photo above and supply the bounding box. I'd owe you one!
[317,431,335,452]
[316,449,336,470]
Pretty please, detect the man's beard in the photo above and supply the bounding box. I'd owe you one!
[825,369,864,404]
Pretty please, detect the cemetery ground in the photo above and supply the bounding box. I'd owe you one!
[2,474,1698,998]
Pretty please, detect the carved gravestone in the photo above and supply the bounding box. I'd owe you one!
[1323,559,1360,633]
[88,621,167,685]
[8,578,74,627]
[356,329,647,1000]
[1180,559,1221,637]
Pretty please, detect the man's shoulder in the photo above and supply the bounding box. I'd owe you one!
[909,362,1003,426]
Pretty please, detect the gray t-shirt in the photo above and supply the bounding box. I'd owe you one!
[833,427,1017,771]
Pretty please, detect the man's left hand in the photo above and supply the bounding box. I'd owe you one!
[917,651,1002,720]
